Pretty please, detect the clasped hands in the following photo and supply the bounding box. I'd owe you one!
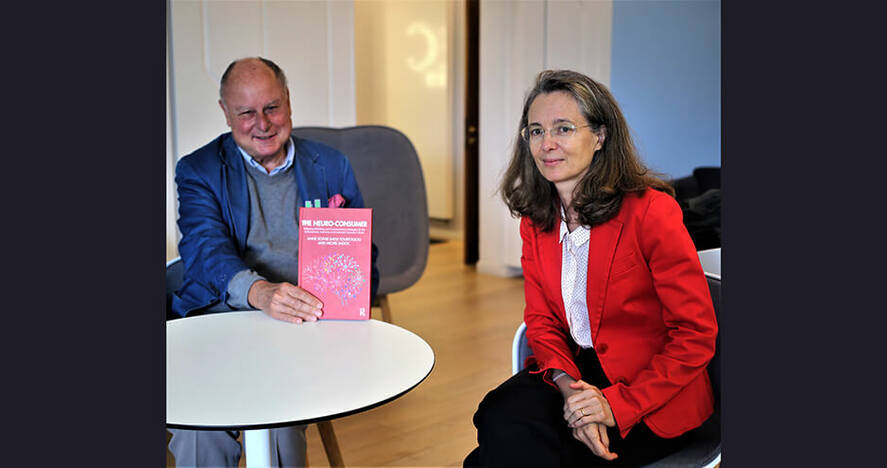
[248,280,323,324]
[559,377,618,461]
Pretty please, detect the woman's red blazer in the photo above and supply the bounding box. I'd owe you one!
[521,188,718,439]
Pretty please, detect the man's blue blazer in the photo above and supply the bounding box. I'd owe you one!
[172,132,379,317]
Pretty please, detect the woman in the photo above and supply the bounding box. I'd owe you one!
[464,70,718,467]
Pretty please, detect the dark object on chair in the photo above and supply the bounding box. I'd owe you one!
[290,125,430,323]
[511,274,722,467]
[671,167,721,251]
[165,257,346,466]
[680,189,721,251]
[672,167,720,200]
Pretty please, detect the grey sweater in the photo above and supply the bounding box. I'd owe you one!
[220,162,301,310]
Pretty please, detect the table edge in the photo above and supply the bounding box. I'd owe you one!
[167,352,435,431]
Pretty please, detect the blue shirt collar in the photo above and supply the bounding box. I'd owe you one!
[237,137,295,176]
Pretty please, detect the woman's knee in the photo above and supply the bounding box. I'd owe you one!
[474,371,557,431]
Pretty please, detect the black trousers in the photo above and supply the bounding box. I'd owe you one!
[464,347,693,468]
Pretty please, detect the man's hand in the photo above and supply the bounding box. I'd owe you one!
[247,280,323,324]
[572,423,618,461]
[563,380,616,428]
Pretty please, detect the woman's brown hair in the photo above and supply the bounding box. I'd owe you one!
[500,69,674,232]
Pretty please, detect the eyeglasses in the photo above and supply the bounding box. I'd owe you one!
[520,122,594,145]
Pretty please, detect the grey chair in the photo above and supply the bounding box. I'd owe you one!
[510,273,722,468]
[165,257,346,466]
[290,125,430,323]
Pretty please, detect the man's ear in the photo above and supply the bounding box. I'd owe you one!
[284,88,293,115]
[219,99,232,127]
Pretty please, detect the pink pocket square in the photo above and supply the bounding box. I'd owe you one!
[328,193,346,208]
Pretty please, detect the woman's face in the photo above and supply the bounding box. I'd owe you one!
[526,91,603,196]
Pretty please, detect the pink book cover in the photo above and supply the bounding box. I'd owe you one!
[298,207,373,320]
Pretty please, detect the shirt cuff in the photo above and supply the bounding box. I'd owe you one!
[226,269,266,310]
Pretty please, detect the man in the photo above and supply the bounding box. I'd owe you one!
[169,57,379,467]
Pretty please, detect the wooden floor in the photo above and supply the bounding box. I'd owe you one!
[167,240,527,467]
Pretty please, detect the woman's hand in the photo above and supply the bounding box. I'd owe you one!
[552,372,618,459]
[572,422,618,460]
[563,380,616,428]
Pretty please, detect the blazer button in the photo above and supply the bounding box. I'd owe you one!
[597,343,608,354]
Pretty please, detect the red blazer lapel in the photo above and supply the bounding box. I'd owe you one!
[538,226,568,326]
[586,219,623,342]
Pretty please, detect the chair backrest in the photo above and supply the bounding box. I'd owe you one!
[645,274,721,468]
[290,126,429,296]
[512,322,529,375]
[166,257,184,320]
[697,248,720,279]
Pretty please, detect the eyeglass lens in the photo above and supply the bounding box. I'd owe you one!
[522,123,577,142]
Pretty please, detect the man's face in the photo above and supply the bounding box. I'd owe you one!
[219,67,292,164]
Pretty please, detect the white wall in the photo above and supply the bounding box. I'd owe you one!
[443,1,466,241]
[166,0,357,260]
[166,18,177,262]
[353,0,465,233]
[476,0,612,276]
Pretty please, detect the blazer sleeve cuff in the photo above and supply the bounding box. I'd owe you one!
[530,358,581,390]
[602,384,641,439]
[226,269,267,310]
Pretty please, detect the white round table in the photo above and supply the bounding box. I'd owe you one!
[167,311,435,467]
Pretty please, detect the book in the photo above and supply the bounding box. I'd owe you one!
[298,207,373,320]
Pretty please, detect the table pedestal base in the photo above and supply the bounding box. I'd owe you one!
[244,429,271,467]
[242,424,343,467]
